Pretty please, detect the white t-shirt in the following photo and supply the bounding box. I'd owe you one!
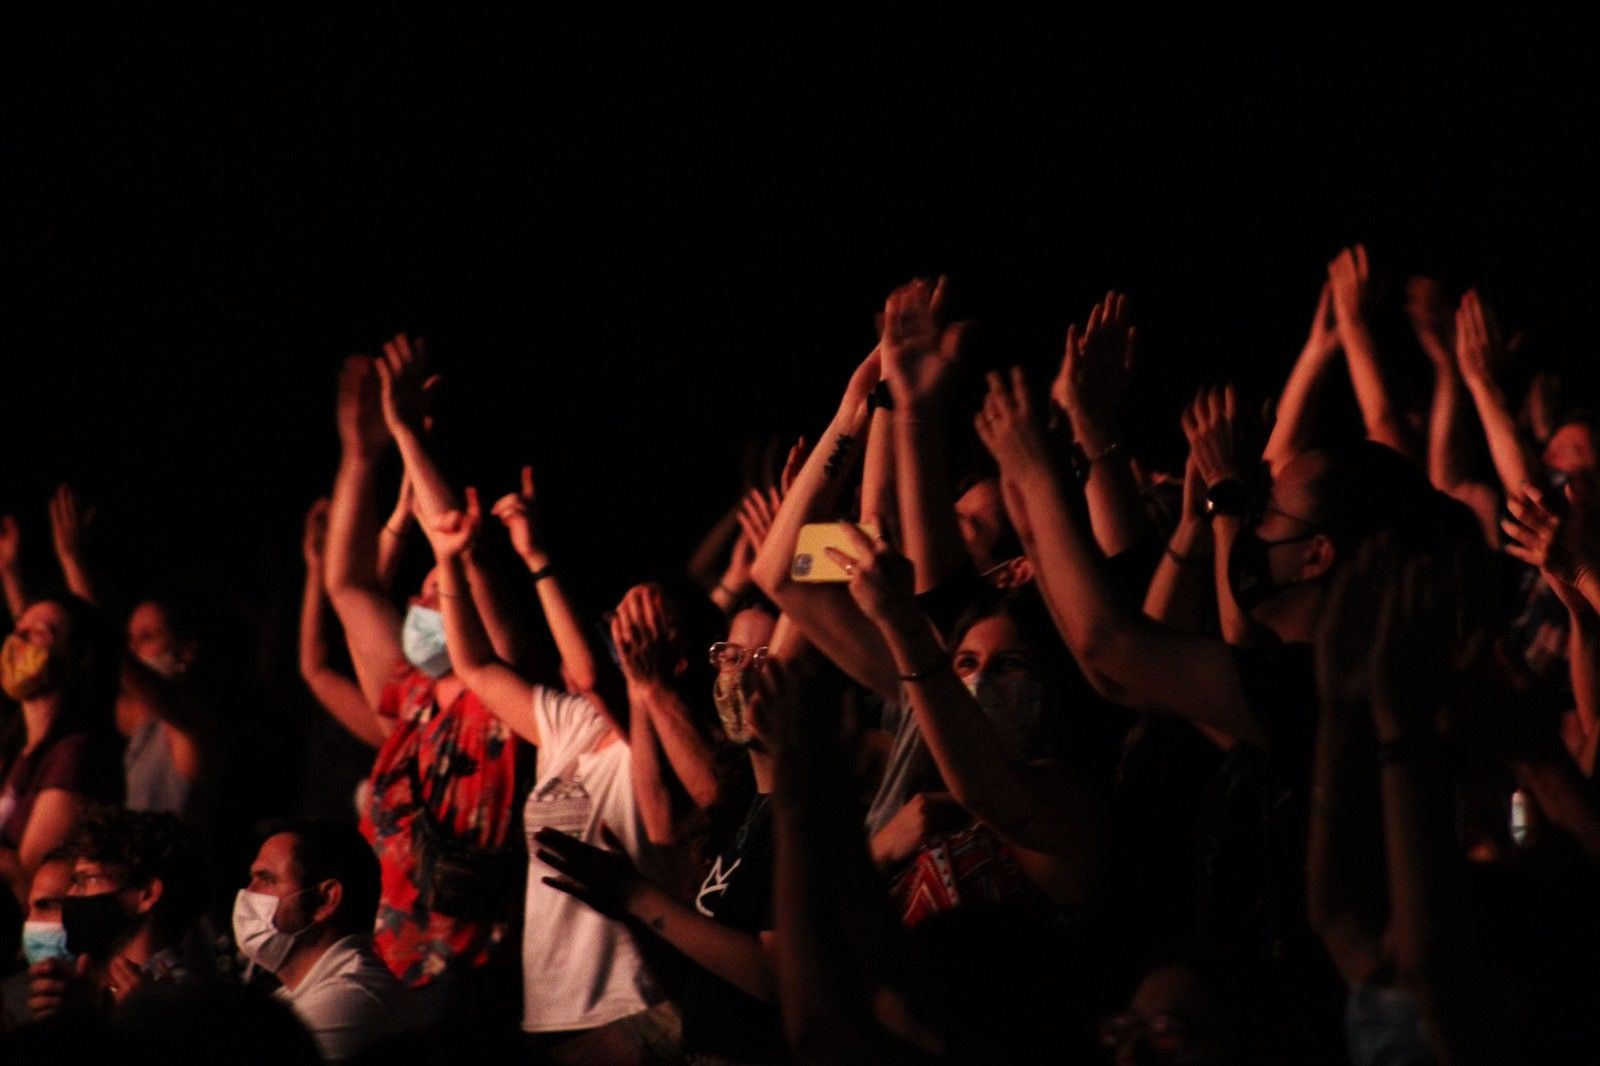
[275,934,405,1061]
[521,686,661,1032]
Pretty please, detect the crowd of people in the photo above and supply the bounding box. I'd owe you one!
[3,249,1600,1063]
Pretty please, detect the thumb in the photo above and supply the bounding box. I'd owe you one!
[521,464,536,500]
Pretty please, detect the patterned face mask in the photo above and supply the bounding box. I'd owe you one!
[713,670,756,746]
[0,634,57,701]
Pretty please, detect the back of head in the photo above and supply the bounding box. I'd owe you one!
[274,820,382,937]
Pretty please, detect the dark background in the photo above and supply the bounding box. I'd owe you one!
[2,23,1594,813]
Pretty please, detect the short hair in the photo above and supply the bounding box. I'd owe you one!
[271,821,381,937]
[69,807,206,936]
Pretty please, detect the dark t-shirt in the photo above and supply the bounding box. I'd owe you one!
[1196,645,1318,960]
[678,792,782,1062]
[0,730,122,848]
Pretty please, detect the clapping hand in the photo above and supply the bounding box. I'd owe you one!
[609,583,681,685]
[335,355,389,456]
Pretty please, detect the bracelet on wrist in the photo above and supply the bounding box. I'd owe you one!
[1165,545,1209,567]
[528,563,557,584]
[1085,440,1123,464]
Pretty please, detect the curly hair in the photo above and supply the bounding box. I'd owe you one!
[69,806,207,936]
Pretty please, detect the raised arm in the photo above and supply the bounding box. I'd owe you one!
[750,347,900,699]
[1262,282,1343,473]
[322,355,405,710]
[299,498,386,747]
[376,474,415,591]
[608,585,716,809]
[975,368,1263,745]
[1328,244,1418,461]
[1053,291,1152,556]
[1455,290,1536,498]
[827,523,1105,899]
[880,277,972,593]
[418,489,542,747]
[1184,385,1262,647]
[0,515,27,623]
[1144,396,1213,631]
[47,484,98,605]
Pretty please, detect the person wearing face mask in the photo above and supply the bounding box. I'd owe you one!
[827,530,1109,920]
[0,595,121,909]
[235,823,402,1062]
[26,808,206,1021]
[318,344,531,1016]
[1,851,73,1031]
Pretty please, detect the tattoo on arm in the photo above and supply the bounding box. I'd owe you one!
[822,434,857,479]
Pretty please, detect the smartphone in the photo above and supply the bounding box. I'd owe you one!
[791,522,878,582]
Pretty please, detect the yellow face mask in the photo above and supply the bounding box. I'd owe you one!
[1,634,57,701]
[713,671,756,747]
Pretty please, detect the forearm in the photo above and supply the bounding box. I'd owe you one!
[1428,367,1476,492]
[300,573,385,747]
[1143,522,1212,630]
[629,884,775,1002]
[390,425,459,521]
[376,523,408,591]
[861,407,897,532]
[636,681,721,809]
[1569,615,1600,771]
[1463,376,1535,495]
[437,556,500,675]
[893,410,965,593]
[324,450,386,594]
[463,552,524,667]
[1263,345,1339,473]
[1212,518,1256,646]
[1341,324,1417,458]
[0,567,27,622]
[629,703,677,846]
[1081,453,1152,558]
[524,555,600,694]
[1306,702,1387,985]
[56,555,97,606]
[753,407,867,592]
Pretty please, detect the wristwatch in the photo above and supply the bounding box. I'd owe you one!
[1203,478,1249,520]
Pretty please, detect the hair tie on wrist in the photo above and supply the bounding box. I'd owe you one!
[1165,545,1208,567]
[529,564,556,584]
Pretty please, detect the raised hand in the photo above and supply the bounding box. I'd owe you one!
[1327,243,1372,333]
[780,436,810,496]
[0,514,20,573]
[1453,289,1504,386]
[420,486,482,562]
[47,483,92,565]
[534,825,645,921]
[1180,384,1247,488]
[879,276,969,411]
[974,367,1055,482]
[491,465,548,568]
[609,583,680,685]
[374,333,435,436]
[334,355,390,456]
[1052,290,1135,452]
[1404,276,1454,366]
[721,486,783,598]
[1305,280,1341,361]
[302,497,331,571]
[822,518,919,627]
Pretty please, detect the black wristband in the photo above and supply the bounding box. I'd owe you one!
[868,380,895,413]
[529,564,557,584]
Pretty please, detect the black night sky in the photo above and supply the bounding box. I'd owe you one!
[3,22,1594,807]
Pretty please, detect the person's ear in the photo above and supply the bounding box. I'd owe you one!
[1299,534,1336,583]
[312,880,342,926]
[131,877,164,916]
[997,557,1034,589]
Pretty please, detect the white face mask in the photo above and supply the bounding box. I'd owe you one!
[136,649,185,679]
[232,889,309,974]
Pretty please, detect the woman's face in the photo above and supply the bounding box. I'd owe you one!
[953,613,1034,686]
[14,601,70,654]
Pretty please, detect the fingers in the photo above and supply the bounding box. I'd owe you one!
[600,822,626,853]
[822,545,860,574]
[520,465,536,501]
[835,520,877,559]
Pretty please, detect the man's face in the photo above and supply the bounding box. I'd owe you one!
[955,478,1009,572]
[247,833,318,935]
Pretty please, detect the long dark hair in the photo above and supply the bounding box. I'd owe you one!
[0,592,120,765]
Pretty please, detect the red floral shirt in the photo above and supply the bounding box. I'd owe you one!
[359,662,528,986]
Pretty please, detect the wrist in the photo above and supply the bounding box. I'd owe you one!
[522,551,552,572]
[1073,419,1121,459]
[1170,521,1213,556]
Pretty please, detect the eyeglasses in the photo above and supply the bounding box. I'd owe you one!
[708,642,769,671]
[69,868,127,894]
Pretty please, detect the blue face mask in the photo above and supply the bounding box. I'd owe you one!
[22,920,74,965]
[401,605,451,679]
